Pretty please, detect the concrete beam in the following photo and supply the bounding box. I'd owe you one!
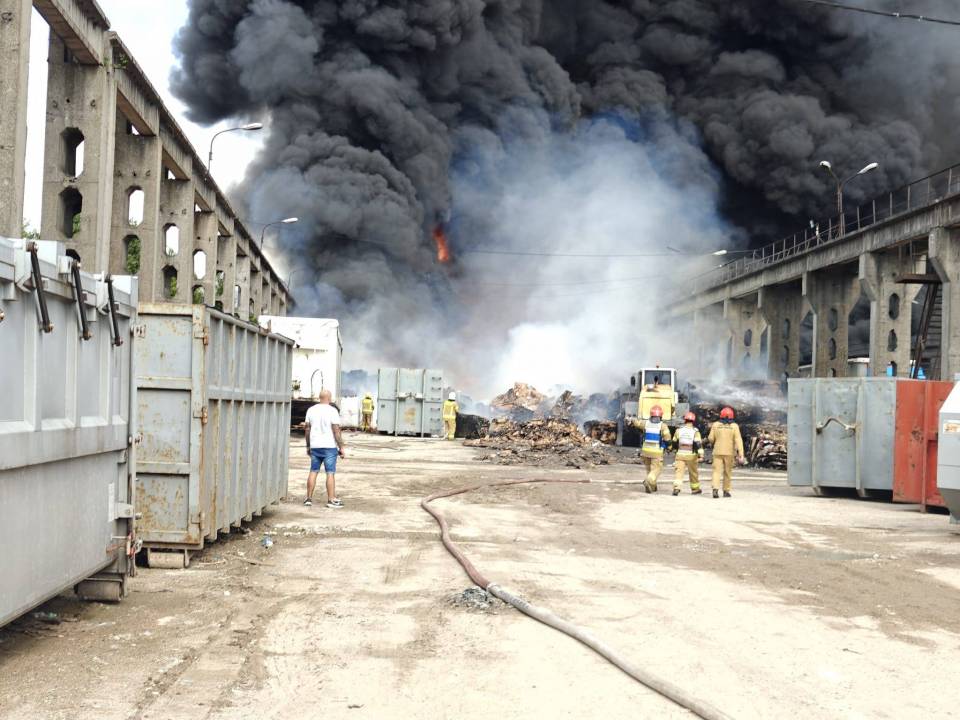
[33,0,108,65]
[0,0,31,237]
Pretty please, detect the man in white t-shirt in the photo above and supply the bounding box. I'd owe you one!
[304,390,346,509]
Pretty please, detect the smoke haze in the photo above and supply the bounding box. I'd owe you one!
[172,0,960,398]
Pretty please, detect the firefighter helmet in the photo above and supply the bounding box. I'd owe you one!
[720,406,735,420]
[649,405,664,419]
[683,411,696,423]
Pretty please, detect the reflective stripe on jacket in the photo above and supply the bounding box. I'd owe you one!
[675,425,703,458]
[442,400,459,420]
[636,419,671,458]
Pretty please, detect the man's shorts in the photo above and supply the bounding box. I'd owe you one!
[309,447,338,473]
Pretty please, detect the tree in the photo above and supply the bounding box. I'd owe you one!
[21,222,40,240]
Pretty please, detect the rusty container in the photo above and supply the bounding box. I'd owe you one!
[135,304,294,567]
[788,378,953,508]
[892,380,954,508]
[1,239,138,627]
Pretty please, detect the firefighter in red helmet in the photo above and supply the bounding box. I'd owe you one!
[632,405,672,493]
[708,406,745,498]
[672,411,704,495]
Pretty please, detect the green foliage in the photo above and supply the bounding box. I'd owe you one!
[71,214,81,236]
[125,236,141,274]
[193,287,205,305]
[215,272,225,298]
[167,275,178,299]
[21,222,40,240]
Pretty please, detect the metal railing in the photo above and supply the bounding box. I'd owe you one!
[691,162,960,294]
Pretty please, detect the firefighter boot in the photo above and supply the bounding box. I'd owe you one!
[713,489,719,498]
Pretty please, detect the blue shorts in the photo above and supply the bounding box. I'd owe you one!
[309,447,338,473]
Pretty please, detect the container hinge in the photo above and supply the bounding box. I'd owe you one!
[194,327,210,345]
[190,512,203,525]
[132,323,146,338]
[114,503,135,519]
[193,406,209,424]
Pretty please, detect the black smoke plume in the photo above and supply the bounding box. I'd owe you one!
[172,0,960,394]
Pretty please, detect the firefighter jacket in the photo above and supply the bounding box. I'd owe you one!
[674,424,704,459]
[361,396,374,414]
[442,400,459,421]
[708,421,744,457]
[634,419,672,458]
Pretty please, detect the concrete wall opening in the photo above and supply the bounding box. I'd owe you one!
[828,337,837,360]
[162,265,178,299]
[782,318,791,340]
[888,329,898,352]
[127,188,144,226]
[60,188,83,238]
[233,284,241,312]
[848,292,871,359]
[889,292,901,320]
[215,270,225,300]
[164,224,180,257]
[124,235,141,274]
[192,285,205,305]
[61,128,85,177]
[743,328,753,347]
[799,311,814,366]
[828,307,839,332]
[193,249,207,280]
[783,345,790,366]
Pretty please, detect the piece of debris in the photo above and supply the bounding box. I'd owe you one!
[465,418,615,467]
[449,587,504,613]
[31,612,60,625]
[455,412,490,440]
[491,383,546,421]
[583,420,618,445]
[261,536,274,549]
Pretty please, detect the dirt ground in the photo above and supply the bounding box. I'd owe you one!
[2,433,960,719]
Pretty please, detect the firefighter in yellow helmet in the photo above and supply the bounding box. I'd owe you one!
[632,405,672,493]
[360,392,374,432]
[442,392,459,440]
[672,411,704,496]
[707,406,745,498]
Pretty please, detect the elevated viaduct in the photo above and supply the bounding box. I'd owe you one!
[672,164,960,381]
[0,0,291,316]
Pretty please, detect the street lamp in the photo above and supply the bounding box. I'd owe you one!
[819,160,879,236]
[207,123,263,173]
[287,267,312,289]
[258,217,299,248]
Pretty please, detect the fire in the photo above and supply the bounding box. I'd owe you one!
[433,225,452,264]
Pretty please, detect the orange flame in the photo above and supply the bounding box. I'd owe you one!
[433,225,452,264]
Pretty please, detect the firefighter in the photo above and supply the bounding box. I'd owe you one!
[360,392,374,432]
[673,411,704,496]
[633,405,672,493]
[707,406,745,498]
[442,392,459,440]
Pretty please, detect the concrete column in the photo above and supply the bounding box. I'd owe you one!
[929,227,960,379]
[215,232,236,312]
[0,0,31,238]
[235,251,250,319]
[158,176,195,303]
[723,295,767,377]
[803,269,861,377]
[110,122,162,298]
[249,264,261,320]
[860,250,921,377]
[690,303,724,378]
[758,283,805,379]
[192,210,217,305]
[40,30,116,271]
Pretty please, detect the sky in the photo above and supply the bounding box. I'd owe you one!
[23,0,260,230]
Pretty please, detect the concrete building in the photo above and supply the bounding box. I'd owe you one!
[0,0,290,315]
[672,165,960,381]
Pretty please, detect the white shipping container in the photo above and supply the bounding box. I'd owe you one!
[260,316,343,403]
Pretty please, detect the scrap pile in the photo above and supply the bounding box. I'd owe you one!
[454,413,490,440]
[491,383,546,422]
[584,420,618,445]
[464,417,612,468]
[687,380,788,469]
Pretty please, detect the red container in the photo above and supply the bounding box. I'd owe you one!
[893,380,955,509]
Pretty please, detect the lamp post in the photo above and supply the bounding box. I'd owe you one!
[287,267,312,290]
[207,123,263,173]
[258,217,299,248]
[819,160,879,236]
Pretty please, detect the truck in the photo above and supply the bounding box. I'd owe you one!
[616,367,690,446]
[259,316,342,427]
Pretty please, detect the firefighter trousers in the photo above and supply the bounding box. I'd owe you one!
[674,455,700,492]
[361,412,372,431]
[443,419,456,440]
[712,455,735,492]
[642,456,663,490]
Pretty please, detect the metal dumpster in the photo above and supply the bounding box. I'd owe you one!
[135,304,294,567]
[936,383,960,530]
[377,368,444,437]
[789,378,953,504]
[1,239,138,628]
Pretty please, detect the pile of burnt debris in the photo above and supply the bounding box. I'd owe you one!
[464,417,618,468]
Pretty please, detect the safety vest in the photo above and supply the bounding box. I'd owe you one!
[675,425,700,458]
[442,400,458,420]
[362,397,374,413]
[642,421,665,457]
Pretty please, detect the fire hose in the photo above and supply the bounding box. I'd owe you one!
[421,478,735,720]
